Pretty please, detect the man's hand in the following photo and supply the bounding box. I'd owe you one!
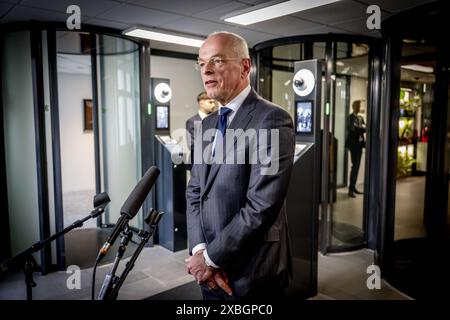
[186,250,208,283]
[199,268,232,296]
[185,251,233,296]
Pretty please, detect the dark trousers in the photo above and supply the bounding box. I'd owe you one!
[349,147,362,191]
[200,284,286,301]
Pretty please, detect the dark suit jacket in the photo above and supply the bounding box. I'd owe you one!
[345,113,366,150]
[186,113,202,170]
[186,89,295,298]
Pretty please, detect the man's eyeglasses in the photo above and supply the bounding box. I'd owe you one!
[194,57,240,71]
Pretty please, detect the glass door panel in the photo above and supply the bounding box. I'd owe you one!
[394,42,436,241]
[56,31,96,229]
[329,43,369,250]
[97,34,142,229]
[1,31,41,261]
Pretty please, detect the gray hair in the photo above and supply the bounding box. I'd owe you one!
[207,31,250,59]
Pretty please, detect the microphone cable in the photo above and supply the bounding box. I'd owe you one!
[91,259,100,300]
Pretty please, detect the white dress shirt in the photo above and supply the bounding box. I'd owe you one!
[198,110,209,120]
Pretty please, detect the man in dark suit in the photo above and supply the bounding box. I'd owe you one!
[185,92,217,170]
[185,31,295,300]
[345,100,366,198]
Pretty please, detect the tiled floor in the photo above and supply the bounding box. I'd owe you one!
[394,176,426,240]
[331,176,429,247]
[0,245,410,300]
[316,250,410,300]
[2,176,426,301]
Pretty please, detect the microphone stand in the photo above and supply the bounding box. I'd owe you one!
[101,209,163,300]
[97,224,133,300]
[0,193,110,300]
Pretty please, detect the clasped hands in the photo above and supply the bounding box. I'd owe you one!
[185,250,232,296]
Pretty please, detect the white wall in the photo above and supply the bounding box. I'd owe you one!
[150,55,204,134]
[58,72,95,193]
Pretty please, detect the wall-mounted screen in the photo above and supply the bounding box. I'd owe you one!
[156,105,169,129]
[295,101,313,134]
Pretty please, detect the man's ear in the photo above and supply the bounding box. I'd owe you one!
[241,58,251,78]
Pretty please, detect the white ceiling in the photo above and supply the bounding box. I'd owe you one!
[0,0,439,53]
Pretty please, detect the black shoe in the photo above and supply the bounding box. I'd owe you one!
[354,189,364,195]
[348,190,356,198]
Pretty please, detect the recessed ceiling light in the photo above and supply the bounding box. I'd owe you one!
[401,64,434,74]
[223,0,341,26]
[123,27,204,48]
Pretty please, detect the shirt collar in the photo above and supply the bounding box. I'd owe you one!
[218,84,251,115]
[198,110,209,119]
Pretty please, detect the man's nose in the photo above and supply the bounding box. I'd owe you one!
[203,64,214,75]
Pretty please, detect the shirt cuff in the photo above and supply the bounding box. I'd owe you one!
[203,249,219,268]
[192,243,206,255]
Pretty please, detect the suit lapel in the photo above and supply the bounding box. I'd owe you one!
[201,89,258,197]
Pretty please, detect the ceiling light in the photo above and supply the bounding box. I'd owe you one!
[123,27,204,48]
[401,64,434,73]
[223,0,341,25]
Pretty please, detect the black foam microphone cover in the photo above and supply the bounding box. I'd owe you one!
[120,166,160,218]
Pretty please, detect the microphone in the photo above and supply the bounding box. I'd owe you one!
[90,192,111,219]
[96,166,160,263]
[94,192,111,209]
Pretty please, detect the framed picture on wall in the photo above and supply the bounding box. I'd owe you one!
[83,99,93,131]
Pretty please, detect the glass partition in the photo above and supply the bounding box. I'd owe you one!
[1,31,41,261]
[56,31,96,229]
[97,34,142,229]
[394,41,436,241]
[332,42,369,249]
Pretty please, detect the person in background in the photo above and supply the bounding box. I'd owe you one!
[345,100,366,198]
[185,91,217,170]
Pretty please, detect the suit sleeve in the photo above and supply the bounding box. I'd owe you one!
[186,126,206,255]
[205,107,295,268]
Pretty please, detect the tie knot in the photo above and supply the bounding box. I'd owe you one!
[219,107,232,117]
